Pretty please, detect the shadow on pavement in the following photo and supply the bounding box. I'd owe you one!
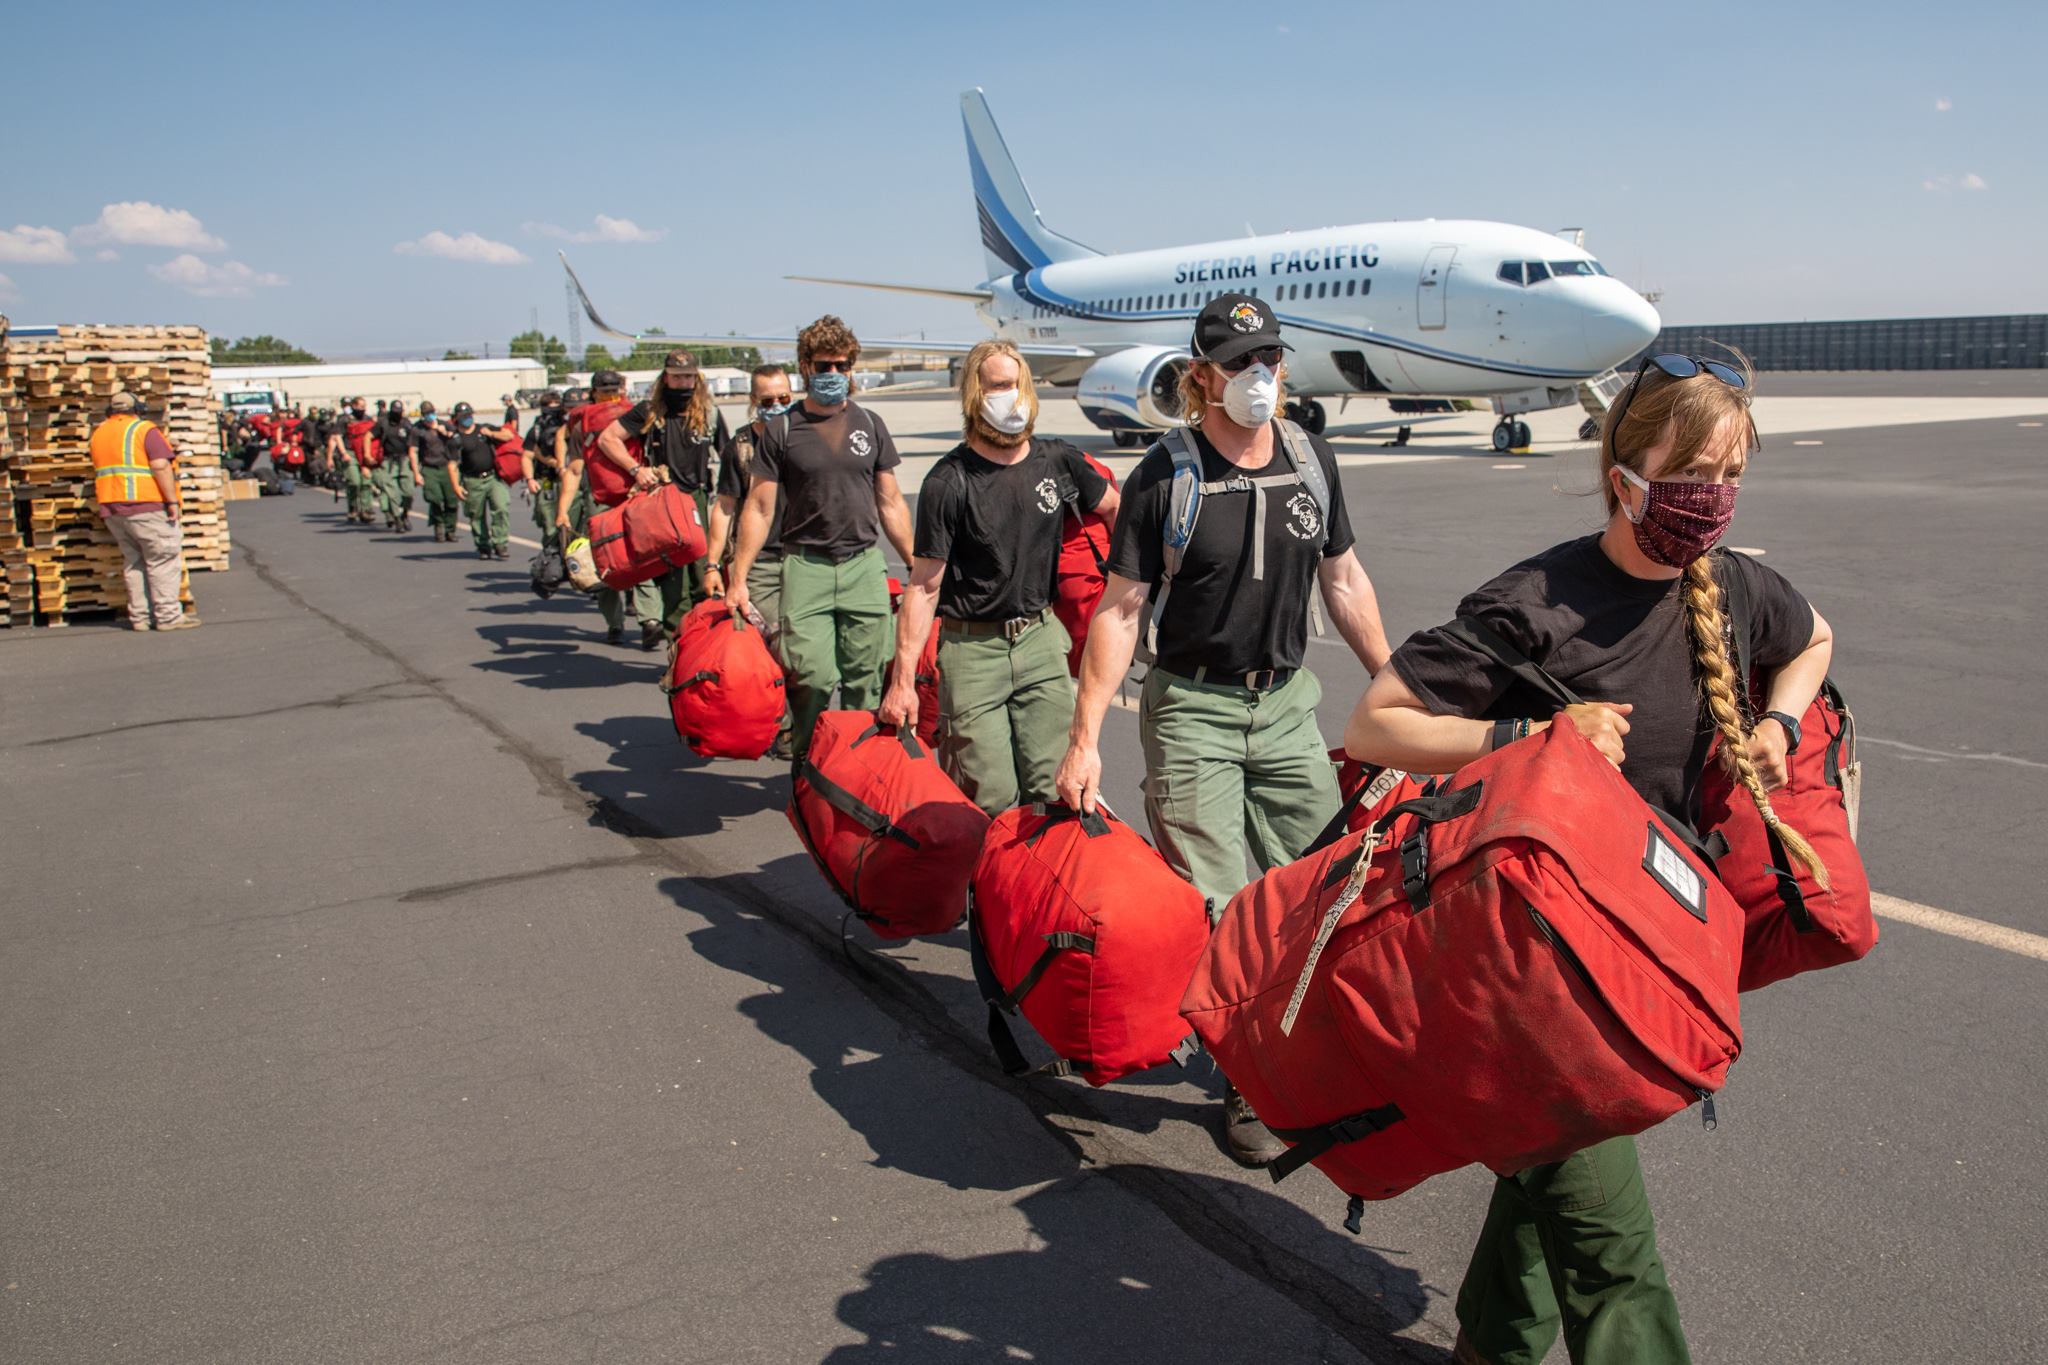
[573,715,789,834]
[473,622,666,691]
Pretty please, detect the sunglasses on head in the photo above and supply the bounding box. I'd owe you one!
[1212,346,1285,375]
[1608,353,1747,443]
[810,359,853,374]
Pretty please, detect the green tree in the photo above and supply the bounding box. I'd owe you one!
[210,334,321,365]
[442,349,477,361]
[611,330,763,373]
[509,329,570,379]
[580,343,618,373]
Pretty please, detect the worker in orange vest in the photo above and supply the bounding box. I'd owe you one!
[91,392,198,630]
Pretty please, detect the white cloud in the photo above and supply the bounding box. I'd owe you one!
[147,254,287,297]
[95,249,119,261]
[0,272,20,303]
[522,215,666,244]
[394,230,530,264]
[0,225,74,264]
[1923,172,1989,193]
[77,201,225,250]
[1934,97,1952,111]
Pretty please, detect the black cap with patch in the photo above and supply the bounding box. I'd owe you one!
[591,368,626,391]
[1191,292,1291,366]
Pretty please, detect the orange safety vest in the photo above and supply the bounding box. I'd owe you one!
[90,414,167,505]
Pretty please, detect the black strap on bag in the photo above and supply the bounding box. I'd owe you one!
[799,762,922,851]
[1304,761,1388,857]
[852,716,926,762]
[1718,554,1814,920]
[1265,1103,1408,1183]
[1023,800,1111,846]
[968,908,1095,1079]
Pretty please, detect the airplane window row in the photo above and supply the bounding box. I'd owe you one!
[1497,260,1611,285]
[1027,276,1373,320]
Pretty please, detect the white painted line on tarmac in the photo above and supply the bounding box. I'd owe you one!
[1871,894,2048,963]
[1729,546,1766,555]
[1861,736,2048,770]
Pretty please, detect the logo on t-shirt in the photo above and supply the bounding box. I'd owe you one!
[1285,490,1322,540]
[848,428,873,459]
[1035,478,1060,514]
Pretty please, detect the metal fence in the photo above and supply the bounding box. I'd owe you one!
[1626,314,2047,371]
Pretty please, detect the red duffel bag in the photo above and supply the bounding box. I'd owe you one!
[1321,747,1434,842]
[882,578,941,748]
[1051,453,1118,677]
[971,802,1209,1084]
[588,483,706,590]
[788,711,990,939]
[662,599,786,760]
[1183,719,1744,1204]
[493,432,526,484]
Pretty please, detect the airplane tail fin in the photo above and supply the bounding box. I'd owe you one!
[960,89,1099,279]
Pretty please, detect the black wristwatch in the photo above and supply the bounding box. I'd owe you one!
[1762,710,1803,753]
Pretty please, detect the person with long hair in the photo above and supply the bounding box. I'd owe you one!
[1054,292,1393,1166]
[879,340,1118,813]
[1345,353,1834,1365]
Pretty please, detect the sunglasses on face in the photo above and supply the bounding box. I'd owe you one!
[1214,346,1285,375]
[810,359,853,374]
[1608,353,1748,441]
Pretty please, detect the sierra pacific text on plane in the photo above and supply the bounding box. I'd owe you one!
[1175,246,1379,284]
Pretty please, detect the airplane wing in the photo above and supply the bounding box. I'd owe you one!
[783,275,994,303]
[560,252,1091,361]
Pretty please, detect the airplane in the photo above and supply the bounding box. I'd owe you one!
[565,89,1661,452]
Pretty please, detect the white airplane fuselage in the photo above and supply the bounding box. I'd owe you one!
[972,220,1659,405]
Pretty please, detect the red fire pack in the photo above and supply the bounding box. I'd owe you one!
[493,430,526,484]
[587,484,706,590]
[1052,453,1118,676]
[662,599,786,760]
[348,419,381,468]
[1183,721,1745,1202]
[1701,681,1876,992]
[788,712,989,939]
[972,803,1209,1084]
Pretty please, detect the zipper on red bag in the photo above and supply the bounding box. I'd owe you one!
[1525,901,1719,1130]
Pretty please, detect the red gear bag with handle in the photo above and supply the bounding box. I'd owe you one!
[493,430,526,484]
[1183,718,1744,1206]
[347,419,381,468]
[883,577,941,748]
[661,599,786,760]
[970,802,1209,1085]
[1700,558,1875,991]
[788,711,990,939]
[587,483,706,590]
[1051,453,1118,677]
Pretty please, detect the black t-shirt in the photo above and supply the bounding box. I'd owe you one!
[450,429,498,479]
[1105,425,1355,676]
[526,407,568,475]
[409,423,451,468]
[917,438,1110,622]
[377,416,410,464]
[717,419,787,552]
[1389,539,1813,827]
[751,402,901,559]
[623,398,728,491]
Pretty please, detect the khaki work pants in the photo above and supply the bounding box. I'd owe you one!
[104,508,186,628]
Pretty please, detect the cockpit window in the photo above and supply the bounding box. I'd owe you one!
[1497,261,1524,285]
[1523,261,1551,283]
[1548,260,1597,277]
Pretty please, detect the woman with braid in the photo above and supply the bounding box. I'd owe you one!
[1345,352,1832,1365]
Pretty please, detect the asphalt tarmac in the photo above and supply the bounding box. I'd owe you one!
[4,404,2044,1363]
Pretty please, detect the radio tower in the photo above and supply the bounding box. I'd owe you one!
[564,275,583,365]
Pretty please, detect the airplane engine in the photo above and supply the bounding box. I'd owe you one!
[1075,345,1190,434]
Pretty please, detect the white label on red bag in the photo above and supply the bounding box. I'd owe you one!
[1643,825,1707,923]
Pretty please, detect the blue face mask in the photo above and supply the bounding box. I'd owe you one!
[807,370,850,406]
[757,397,793,419]
[458,417,474,429]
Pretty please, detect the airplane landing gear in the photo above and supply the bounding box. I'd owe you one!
[1491,419,1531,452]
[1286,399,1328,434]
[1112,429,1141,448]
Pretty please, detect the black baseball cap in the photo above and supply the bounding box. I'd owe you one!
[1191,292,1291,366]
[591,368,626,391]
[451,402,474,419]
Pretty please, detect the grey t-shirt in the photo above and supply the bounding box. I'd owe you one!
[750,402,900,559]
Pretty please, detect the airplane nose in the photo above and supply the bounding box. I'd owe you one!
[1582,285,1661,370]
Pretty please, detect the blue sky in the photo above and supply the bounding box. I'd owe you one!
[2,1,2037,358]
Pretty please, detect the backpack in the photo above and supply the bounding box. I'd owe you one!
[1141,418,1330,660]
[1051,450,1119,677]
[529,530,569,599]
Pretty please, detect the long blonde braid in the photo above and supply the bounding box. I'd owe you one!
[1682,555,1831,890]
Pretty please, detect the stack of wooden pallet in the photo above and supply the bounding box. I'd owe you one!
[0,350,24,627]
[0,324,225,625]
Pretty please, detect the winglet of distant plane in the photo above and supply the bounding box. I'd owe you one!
[785,275,994,303]
[559,251,646,342]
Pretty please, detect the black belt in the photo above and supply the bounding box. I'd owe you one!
[1183,665,1295,692]
[940,608,1049,641]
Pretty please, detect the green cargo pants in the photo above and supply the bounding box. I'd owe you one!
[598,569,683,635]
[421,465,460,538]
[1456,1135,1690,1365]
[531,477,560,536]
[393,465,416,519]
[344,458,376,518]
[780,546,890,762]
[463,472,511,553]
[746,551,792,753]
[936,612,1074,815]
[1138,666,1340,916]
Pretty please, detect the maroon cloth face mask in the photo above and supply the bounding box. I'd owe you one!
[1619,466,1738,567]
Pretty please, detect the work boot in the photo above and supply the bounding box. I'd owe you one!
[493,547,510,560]
[1222,1084,1286,1168]
[1453,1330,1492,1365]
[400,513,412,532]
[605,624,624,646]
[159,615,203,631]
[477,547,491,560]
[768,732,795,763]
[640,620,663,652]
